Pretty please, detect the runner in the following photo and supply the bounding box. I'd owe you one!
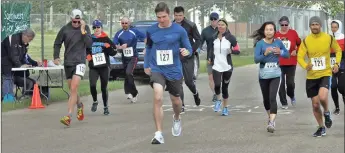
[200,12,219,102]
[252,21,289,133]
[173,6,201,113]
[113,17,146,103]
[330,20,345,115]
[297,16,342,137]
[144,2,192,144]
[207,18,238,116]
[54,9,92,126]
[87,20,117,115]
[274,16,301,109]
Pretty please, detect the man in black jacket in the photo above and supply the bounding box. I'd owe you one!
[53,9,93,126]
[1,28,35,100]
[173,6,201,113]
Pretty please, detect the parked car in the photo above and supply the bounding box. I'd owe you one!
[109,20,201,80]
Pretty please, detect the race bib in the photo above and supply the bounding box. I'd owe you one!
[123,47,134,57]
[92,53,106,66]
[330,57,336,67]
[264,62,278,69]
[75,64,86,76]
[156,50,173,66]
[311,57,326,70]
[282,40,291,50]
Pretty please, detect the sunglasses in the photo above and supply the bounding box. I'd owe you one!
[280,24,288,27]
[93,26,101,29]
[72,21,81,24]
[121,22,128,25]
[210,18,218,21]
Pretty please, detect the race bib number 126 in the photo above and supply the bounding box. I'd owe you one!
[156,50,173,65]
[311,57,326,70]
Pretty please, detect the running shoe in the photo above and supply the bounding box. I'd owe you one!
[77,103,84,121]
[281,105,288,109]
[313,126,326,137]
[214,100,222,112]
[172,114,182,137]
[291,97,296,106]
[151,131,164,144]
[60,115,71,126]
[212,94,217,102]
[131,94,138,103]
[91,101,98,112]
[324,111,332,128]
[104,107,109,115]
[267,121,275,133]
[333,108,340,115]
[221,107,229,116]
[194,92,201,106]
[180,106,185,114]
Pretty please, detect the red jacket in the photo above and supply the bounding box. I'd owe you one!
[275,29,301,65]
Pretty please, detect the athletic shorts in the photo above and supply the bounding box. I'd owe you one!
[207,63,213,74]
[64,64,86,79]
[306,76,331,98]
[150,72,182,97]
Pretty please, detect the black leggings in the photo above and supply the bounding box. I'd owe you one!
[259,77,281,114]
[180,57,197,105]
[89,67,110,107]
[279,65,296,105]
[331,70,345,109]
[124,57,138,97]
[213,70,232,99]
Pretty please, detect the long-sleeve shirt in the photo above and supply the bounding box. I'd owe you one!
[53,22,92,66]
[174,18,201,53]
[254,39,289,79]
[274,29,301,66]
[200,25,218,60]
[113,27,146,60]
[144,23,193,80]
[297,32,342,79]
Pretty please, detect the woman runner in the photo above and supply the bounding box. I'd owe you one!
[207,18,238,116]
[251,21,289,133]
[87,20,117,115]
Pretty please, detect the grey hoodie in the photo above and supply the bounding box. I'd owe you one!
[53,21,92,66]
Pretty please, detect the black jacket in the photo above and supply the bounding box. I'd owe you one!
[13,54,38,77]
[174,18,201,53]
[200,25,218,60]
[1,32,29,75]
[207,31,237,70]
[86,32,117,69]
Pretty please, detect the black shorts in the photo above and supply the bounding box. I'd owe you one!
[64,64,86,80]
[150,72,182,97]
[306,76,331,98]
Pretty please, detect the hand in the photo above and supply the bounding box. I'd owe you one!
[104,43,110,48]
[208,60,211,65]
[180,48,190,57]
[121,44,127,49]
[273,47,281,55]
[53,58,61,65]
[144,68,151,76]
[21,64,31,68]
[264,47,273,56]
[333,64,339,73]
[227,48,232,54]
[143,48,146,55]
[290,50,297,56]
[86,54,92,61]
[80,20,86,33]
[37,61,43,66]
[306,63,313,71]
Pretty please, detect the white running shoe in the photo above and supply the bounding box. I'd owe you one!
[127,94,133,100]
[131,94,138,103]
[172,114,182,137]
[151,131,164,144]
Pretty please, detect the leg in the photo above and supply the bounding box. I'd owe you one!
[1,73,14,99]
[285,65,296,100]
[89,68,99,112]
[68,75,82,117]
[212,70,222,112]
[125,57,138,99]
[123,62,130,95]
[182,57,200,106]
[221,71,232,116]
[330,73,339,110]
[337,70,345,104]
[259,79,271,118]
[208,64,216,101]
[278,66,288,107]
[268,77,281,122]
[319,77,332,128]
[166,78,183,137]
[306,78,326,131]
[99,67,110,108]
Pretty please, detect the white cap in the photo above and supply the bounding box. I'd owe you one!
[71,9,82,19]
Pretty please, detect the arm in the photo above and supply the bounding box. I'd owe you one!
[207,43,214,63]
[113,31,120,45]
[279,40,290,58]
[191,24,201,52]
[83,25,93,49]
[8,37,22,67]
[297,40,308,69]
[199,30,206,49]
[331,37,342,65]
[144,32,152,69]
[26,54,38,66]
[254,41,266,64]
[53,27,65,60]
[105,37,117,56]
[133,28,146,42]
[180,28,193,57]
[295,31,301,52]
[225,33,238,47]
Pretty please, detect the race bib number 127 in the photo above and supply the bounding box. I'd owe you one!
[311,57,326,70]
[75,64,86,76]
[156,50,173,65]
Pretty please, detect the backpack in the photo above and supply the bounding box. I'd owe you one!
[302,34,333,50]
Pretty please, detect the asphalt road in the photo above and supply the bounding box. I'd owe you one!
[2,64,344,153]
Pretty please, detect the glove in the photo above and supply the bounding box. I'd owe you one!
[86,54,92,61]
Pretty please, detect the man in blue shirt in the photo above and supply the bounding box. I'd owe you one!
[144,2,192,144]
[113,17,146,103]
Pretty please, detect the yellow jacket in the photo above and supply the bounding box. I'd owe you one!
[297,32,342,79]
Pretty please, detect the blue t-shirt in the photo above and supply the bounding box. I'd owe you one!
[254,39,289,79]
[144,23,193,80]
[113,28,146,58]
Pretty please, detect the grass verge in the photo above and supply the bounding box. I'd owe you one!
[199,55,254,74]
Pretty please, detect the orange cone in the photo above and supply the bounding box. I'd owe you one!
[29,83,45,109]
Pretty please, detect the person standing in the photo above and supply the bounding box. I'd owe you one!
[274,16,301,109]
[144,2,192,144]
[252,21,290,133]
[54,9,93,126]
[173,6,201,113]
[297,16,342,137]
[87,20,117,115]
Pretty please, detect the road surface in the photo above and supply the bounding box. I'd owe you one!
[2,64,344,153]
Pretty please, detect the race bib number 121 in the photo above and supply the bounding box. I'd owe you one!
[156,50,173,65]
[311,57,326,70]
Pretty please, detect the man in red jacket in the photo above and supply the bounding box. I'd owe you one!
[275,16,301,109]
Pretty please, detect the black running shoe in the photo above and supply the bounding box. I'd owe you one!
[104,107,109,115]
[194,92,201,106]
[91,101,98,112]
[324,112,333,128]
[333,108,340,115]
[212,94,217,102]
[180,106,185,114]
[313,127,326,137]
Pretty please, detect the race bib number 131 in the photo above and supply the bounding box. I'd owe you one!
[156,50,173,65]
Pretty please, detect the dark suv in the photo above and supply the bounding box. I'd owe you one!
[109,20,201,80]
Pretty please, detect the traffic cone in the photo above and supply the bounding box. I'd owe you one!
[29,84,45,109]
